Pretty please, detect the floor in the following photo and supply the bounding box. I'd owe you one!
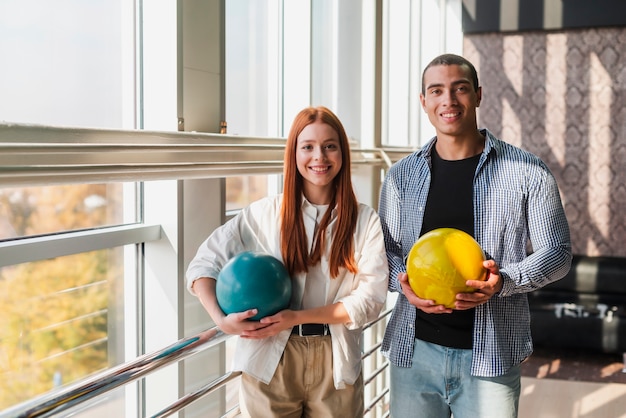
[519,347,626,418]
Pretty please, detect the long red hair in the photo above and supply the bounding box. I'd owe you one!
[280,106,358,278]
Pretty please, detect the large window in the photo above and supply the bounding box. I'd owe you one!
[223,0,371,209]
[0,1,134,129]
[0,0,137,411]
[224,0,286,210]
[382,0,463,147]
[0,248,126,412]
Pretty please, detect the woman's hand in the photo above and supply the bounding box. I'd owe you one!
[216,309,270,335]
[238,309,297,339]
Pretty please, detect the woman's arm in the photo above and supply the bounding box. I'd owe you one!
[192,277,267,335]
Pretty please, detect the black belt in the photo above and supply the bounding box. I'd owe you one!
[291,324,330,337]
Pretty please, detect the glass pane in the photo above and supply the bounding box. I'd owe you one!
[0,247,130,412]
[225,176,270,212]
[0,183,137,241]
[384,0,412,146]
[0,0,132,129]
[225,1,283,210]
[225,0,278,137]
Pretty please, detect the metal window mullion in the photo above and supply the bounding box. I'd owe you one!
[0,223,161,268]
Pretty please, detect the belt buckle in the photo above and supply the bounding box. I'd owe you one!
[294,324,328,337]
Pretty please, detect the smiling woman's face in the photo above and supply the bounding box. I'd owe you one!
[295,121,342,205]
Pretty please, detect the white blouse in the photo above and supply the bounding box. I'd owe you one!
[186,194,389,389]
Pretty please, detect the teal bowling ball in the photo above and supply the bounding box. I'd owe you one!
[216,251,292,321]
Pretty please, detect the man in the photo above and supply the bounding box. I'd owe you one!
[378,53,572,417]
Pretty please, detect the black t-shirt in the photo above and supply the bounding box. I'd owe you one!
[414,147,481,349]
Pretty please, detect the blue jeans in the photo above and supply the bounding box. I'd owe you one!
[390,338,520,418]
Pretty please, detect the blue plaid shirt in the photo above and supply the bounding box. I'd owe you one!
[379,129,572,377]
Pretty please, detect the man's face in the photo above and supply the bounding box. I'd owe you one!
[419,64,482,139]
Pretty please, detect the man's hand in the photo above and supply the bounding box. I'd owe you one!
[399,272,453,314]
[455,259,503,310]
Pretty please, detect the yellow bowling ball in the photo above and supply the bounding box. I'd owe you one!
[406,228,487,308]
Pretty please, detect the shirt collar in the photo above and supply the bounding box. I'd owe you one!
[301,195,338,219]
[418,128,498,160]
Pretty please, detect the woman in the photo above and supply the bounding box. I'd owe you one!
[186,106,389,417]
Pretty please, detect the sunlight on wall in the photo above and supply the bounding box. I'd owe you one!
[501,98,521,148]
[545,34,567,166]
[588,52,612,251]
[503,36,523,97]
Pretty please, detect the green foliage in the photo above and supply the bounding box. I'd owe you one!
[0,184,125,410]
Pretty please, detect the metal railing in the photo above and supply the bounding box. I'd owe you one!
[0,123,414,188]
[1,328,227,418]
[2,311,392,418]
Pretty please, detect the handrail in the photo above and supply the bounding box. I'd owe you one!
[3,308,392,418]
[364,388,390,417]
[362,308,392,331]
[150,371,243,418]
[1,327,227,418]
[152,309,393,417]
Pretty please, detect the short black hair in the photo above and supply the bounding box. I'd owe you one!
[421,53,480,95]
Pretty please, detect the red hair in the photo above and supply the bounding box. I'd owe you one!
[280,106,358,278]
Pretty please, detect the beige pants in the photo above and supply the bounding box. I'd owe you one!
[239,335,364,418]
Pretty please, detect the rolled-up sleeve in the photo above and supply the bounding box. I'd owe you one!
[338,205,389,329]
[185,196,282,295]
[185,216,244,295]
